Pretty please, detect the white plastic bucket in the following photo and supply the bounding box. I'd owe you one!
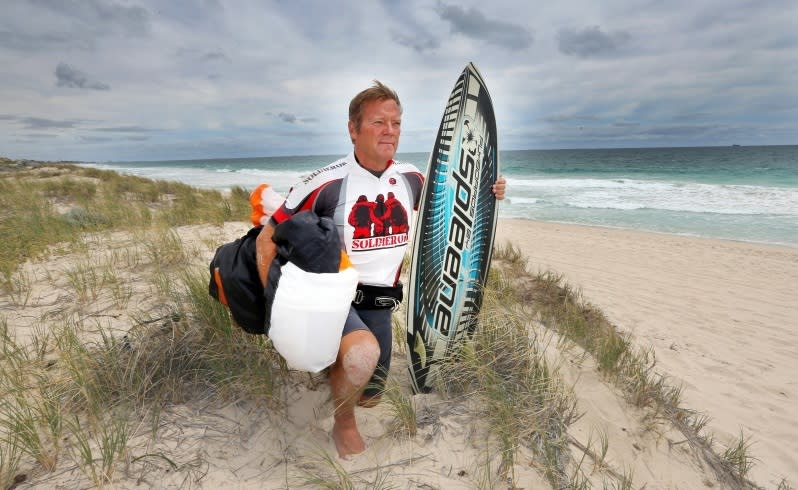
[269,262,359,372]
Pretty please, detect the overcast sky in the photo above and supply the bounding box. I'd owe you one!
[1,0,796,162]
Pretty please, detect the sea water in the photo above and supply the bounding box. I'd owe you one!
[82,145,798,247]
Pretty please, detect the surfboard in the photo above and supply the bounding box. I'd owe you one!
[406,62,500,394]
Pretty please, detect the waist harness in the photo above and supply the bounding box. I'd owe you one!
[353,282,403,311]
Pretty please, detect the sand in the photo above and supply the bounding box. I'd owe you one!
[496,219,798,486]
[3,210,796,488]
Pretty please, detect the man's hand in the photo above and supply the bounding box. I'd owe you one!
[492,176,506,200]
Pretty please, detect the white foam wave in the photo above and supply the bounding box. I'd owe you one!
[506,177,798,216]
[81,163,302,194]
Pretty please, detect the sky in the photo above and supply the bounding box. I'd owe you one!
[1,0,796,162]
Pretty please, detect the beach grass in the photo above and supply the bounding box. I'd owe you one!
[381,376,417,438]
[0,161,770,488]
[0,163,249,294]
[493,242,762,488]
[433,258,580,487]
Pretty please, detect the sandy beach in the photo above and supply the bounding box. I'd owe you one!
[3,161,797,488]
[497,219,798,486]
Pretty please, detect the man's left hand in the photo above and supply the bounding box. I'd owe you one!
[492,176,506,200]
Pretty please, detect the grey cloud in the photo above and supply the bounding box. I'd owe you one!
[30,0,149,37]
[378,0,441,53]
[391,29,440,53]
[0,30,94,51]
[150,0,223,28]
[80,136,114,143]
[638,125,719,137]
[20,117,80,130]
[19,133,60,139]
[94,126,155,133]
[671,112,714,122]
[0,115,18,121]
[0,0,149,53]
[545,114,599,124]
[55,63,110,90]
[176,48,230,64]
[276,113,318,124]
[126,136,150,141]
[436,3,532,50]
[557,26,630,58]
[201,50,230,62]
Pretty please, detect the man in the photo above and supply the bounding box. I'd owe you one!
[256,81,506,458]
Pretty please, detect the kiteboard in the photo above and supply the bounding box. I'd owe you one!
[406,62,500,393]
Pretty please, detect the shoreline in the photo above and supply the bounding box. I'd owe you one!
[496,218,798,484]
[498,216,798,250]
[67,157,798,250]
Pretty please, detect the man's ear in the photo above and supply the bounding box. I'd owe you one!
[348,120,357,144]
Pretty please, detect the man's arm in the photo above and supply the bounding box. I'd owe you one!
[256,223,277,287]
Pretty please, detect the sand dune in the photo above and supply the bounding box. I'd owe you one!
[497,219,798,486]
[3,206,795,487]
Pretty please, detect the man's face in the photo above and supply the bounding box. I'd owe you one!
[349,98,401,170]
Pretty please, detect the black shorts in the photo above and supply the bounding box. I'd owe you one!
[342,306,392,397]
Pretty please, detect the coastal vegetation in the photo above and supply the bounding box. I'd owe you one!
[0,160,768,488]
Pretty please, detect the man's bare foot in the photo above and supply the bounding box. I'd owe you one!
[332,417,365,458]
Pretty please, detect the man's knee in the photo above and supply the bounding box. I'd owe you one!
[340,331,380,387]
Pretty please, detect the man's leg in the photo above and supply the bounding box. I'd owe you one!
[330,329,380,458]
[356,308,393,407]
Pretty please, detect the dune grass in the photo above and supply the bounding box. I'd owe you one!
[0,163,277,487]
[0,162,771,489]
[493,242,762,489]
[0,163,249,294]
[1,242,287,488]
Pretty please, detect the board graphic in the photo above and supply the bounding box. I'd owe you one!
[406,62,499,393]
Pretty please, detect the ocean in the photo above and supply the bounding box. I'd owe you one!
[81,145,798,248]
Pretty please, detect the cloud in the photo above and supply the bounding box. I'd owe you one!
[436,3,532,50]
[638,124,721,137]
[545,114,599,124]
[20,117,80,130]
[22,133,59,139]
[670,112,714,122]
[0,30,94,51]
[278,112,297,124]
[94,126,156,133]
[275,113,318,124]
[391,29,440,53]
[55,63,110,90]
[148,0,223,29]
[200,50,230,63]
[0,0,150,53]
[30,0,149,37]
[557,26,631,58]
[2,0,796,160]
[79,136,114,143]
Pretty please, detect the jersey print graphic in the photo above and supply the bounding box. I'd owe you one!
[348,191,410,251]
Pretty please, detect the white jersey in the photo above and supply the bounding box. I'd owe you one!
[271,152,423,287]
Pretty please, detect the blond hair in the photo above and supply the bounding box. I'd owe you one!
[348,80,402,131]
